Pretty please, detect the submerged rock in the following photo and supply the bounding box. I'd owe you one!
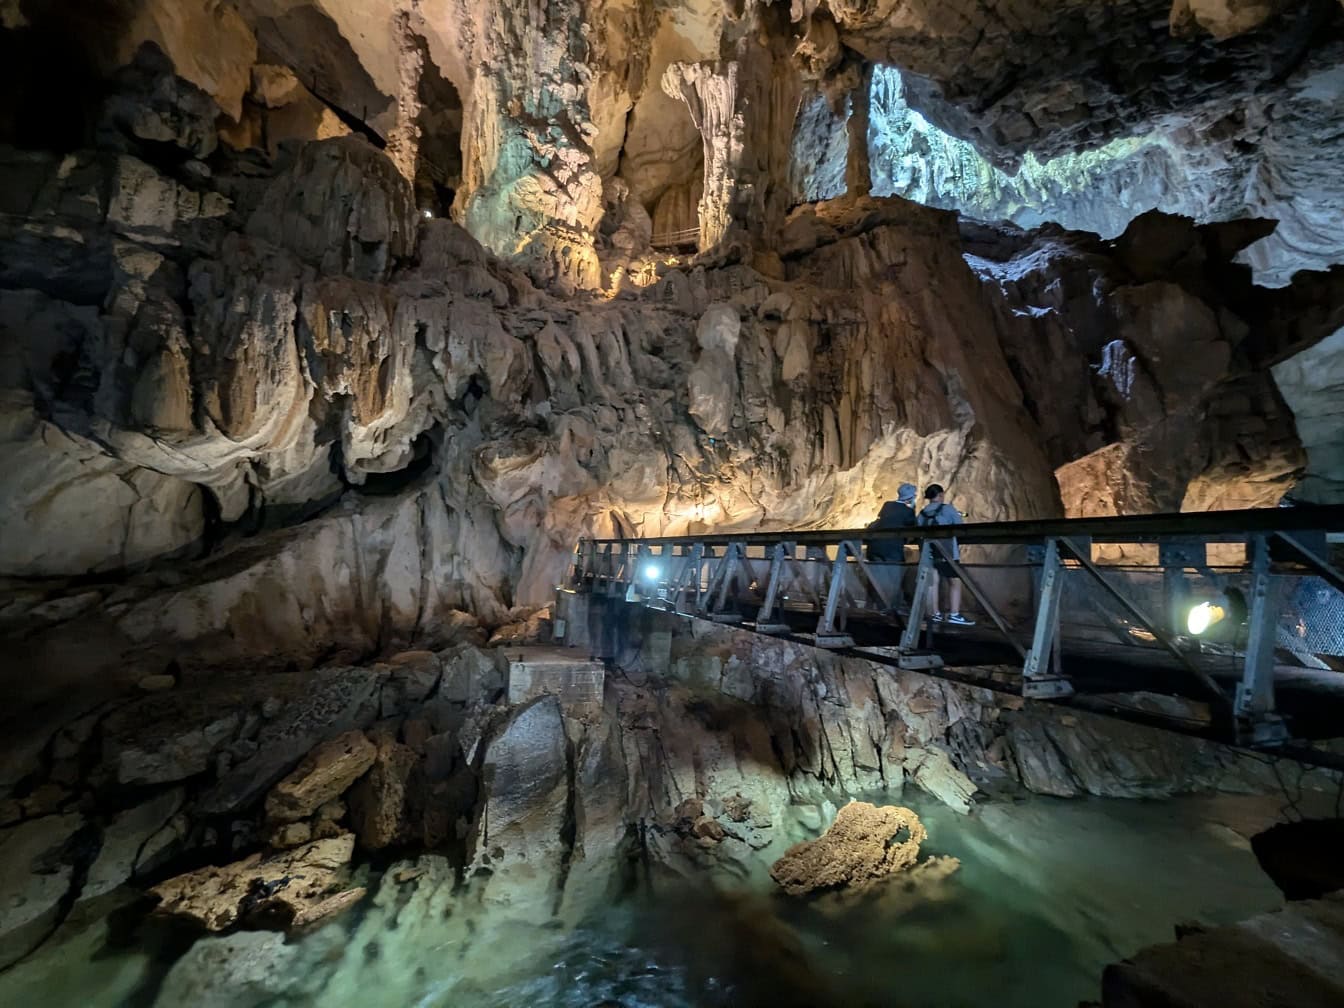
[769,801,931,897]
[154,930,300,1008]
[149,833,363,931]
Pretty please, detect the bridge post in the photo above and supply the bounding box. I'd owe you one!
[1236,534,1289,745]
[814,543,857,648]
[900,543,936,652]
[754,542,793,634]
[1022,538,1073,699]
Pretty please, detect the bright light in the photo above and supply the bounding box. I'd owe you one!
[1187,602,1225,636]
[642,563,662,581]
[421,208,434,219]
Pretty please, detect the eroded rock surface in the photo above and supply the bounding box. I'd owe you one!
[264,731,376,824]
[769,801,932,896]
[149,833,363,931]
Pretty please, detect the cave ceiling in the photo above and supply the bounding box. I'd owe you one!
[6,0,1340,284]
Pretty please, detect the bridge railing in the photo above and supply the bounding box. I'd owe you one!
[649,226,699,250]
[565,506,1344,747]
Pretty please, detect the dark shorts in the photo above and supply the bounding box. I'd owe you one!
[933,557,958,578]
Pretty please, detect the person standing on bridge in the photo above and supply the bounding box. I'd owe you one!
[866,483,918,562]
[918,484,975,627]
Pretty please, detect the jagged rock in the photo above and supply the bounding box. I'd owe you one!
[81,789,184,901]
[200,667,386,815]
[347,739,418,850]
[149,833,363,931]
[769,802,930,896]
[264,731,377,824]
[904,746,978,815]
[438,645,507,705]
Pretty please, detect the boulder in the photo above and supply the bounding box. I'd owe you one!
[347,739,418,850]
[769,802,930,896]
[149,834,363,931]
[264,731,377,823]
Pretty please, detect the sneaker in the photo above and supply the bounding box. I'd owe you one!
[931,612,947,623]
[945,612,976,627]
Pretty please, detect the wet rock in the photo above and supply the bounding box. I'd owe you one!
[468,696,569,908]
[149,833,362,931]
[769,802,930,896]
[1101,893,1344,1008]
[263,730,377,824]
[437,646,506,707]
[153,930,300,1008]
[81,788,185,901]
[0,813,85,968]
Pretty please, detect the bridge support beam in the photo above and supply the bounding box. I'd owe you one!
[1022,538,1073,699]
[1236,535,1289,746]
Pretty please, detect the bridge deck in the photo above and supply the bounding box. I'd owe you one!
[564,506,1344,766]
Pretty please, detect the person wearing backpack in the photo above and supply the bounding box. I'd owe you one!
[917,484,976,627]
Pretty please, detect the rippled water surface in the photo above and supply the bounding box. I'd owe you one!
[1,794,1284,1008]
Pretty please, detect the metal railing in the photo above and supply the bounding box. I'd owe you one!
[565,506,1344,750]
[649,226,699,250]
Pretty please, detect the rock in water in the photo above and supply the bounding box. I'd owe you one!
[149,834,363,930]
[769,801,929,896]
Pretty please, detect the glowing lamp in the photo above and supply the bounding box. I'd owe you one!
[1184,589,1247,638]
[642,563,662,581]
[1187,601,1224,636]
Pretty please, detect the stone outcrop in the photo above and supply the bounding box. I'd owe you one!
[1101,893,1344,1007]
[769,801,935,896]
[149,833,363,931]
[6,621,1327,970]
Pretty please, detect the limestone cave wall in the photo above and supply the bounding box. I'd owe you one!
[0,0,1342,709]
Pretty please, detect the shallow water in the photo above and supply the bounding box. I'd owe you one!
[1,794,1284,1008]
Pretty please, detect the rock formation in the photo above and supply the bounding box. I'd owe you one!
[0,3,1342,1002]
[1101,892,1344,1007]
[149,833,364,930]
[769,801,935,896]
